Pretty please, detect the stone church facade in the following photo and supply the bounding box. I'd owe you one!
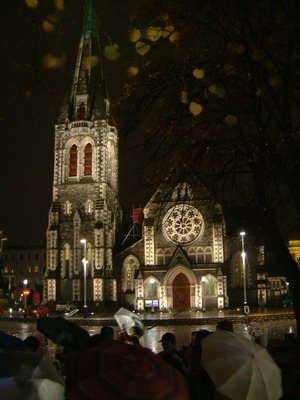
[43,1,263,310]
[117,182,261,311]
[44,1,121,305]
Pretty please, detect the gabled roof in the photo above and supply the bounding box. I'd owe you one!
[167,246,191,269]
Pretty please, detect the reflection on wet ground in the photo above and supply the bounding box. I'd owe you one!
[0,317,296,358]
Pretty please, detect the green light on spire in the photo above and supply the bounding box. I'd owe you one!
[82,0,99,39]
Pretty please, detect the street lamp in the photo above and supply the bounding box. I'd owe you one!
[201,276,207,311]
[240,231,250,314]
[0,235,7,253]
[150,278,155,313]
[0,234,8,295]
[23,279,28,309]
[80,239,88,316]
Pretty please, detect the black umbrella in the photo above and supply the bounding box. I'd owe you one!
[36,317,89,349]
[0,331,27,351]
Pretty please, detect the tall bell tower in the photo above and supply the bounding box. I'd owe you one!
[44,0,120,306]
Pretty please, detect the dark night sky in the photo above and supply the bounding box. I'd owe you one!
[0,0,150,245]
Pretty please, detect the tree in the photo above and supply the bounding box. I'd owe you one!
[117,0,300,333]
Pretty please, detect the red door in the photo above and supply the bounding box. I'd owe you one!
[172,273,190,309]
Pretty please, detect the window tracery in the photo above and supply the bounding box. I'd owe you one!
[122,255,139,292]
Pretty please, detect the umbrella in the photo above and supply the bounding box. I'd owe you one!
[36,317,89,348]
[0,331,27,351]
[201,330,282,400]
[66,340,189,400]
[0,349,65,400]
[114,307,145,336]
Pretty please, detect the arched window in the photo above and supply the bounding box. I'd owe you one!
[156,249,165,265]
[64,201,72,215]
[146,278,158,298]
[63,243,71,278]
[84,143,92,175]
[204,247,213,263]
[85,200,93,214]
[69,145,78,177]
[204,275,217,296]
[122,255,139,292]
[195,247,204,263]
[77,101,86,120]
[188,247,196,263]
[165,248,172,264]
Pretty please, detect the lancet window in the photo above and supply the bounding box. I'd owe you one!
[69,145,78,177]
[84,143,92,175]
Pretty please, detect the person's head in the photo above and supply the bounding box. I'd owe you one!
[128,325,143,337]
[23,336,40,352]
[159,332,177,353]
[216,320,234,332]
[100,326,114,340]
[129,326,143,338]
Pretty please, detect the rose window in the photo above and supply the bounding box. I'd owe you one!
[162,204,204,244]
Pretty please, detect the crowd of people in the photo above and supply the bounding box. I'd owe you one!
[59,319,252,400]
[0,318,293,399]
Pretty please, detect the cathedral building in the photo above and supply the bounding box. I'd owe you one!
[44,1,121,305]
[44,1,264,310]
[117,181,261,311]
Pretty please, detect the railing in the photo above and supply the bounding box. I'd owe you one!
[64,308,80,317]
[70,121,92,129]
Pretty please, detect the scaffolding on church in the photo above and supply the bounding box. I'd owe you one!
[122,207,143,245]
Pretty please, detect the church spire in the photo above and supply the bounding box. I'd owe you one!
[58,0,109,123]
[82,0,98,39]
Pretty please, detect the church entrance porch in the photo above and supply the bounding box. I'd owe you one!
[172,273,190,309]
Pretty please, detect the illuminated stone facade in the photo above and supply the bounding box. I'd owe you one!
[44,2,120,305]
[118,182,262,310]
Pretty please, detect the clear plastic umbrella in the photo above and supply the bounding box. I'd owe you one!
[0,349,65,400]
[114,307,145,336]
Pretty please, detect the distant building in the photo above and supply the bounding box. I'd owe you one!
[288,240,300,266]
[0,240,45,302]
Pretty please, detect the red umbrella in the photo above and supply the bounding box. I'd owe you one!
[66,340,189,400]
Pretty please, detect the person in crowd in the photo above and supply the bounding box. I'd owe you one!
[23,335,40,352]
[157,332,189,378]
[189,330,214,400]
[119,325,143,345]
[216,320,233,332]
[88,326,114,347]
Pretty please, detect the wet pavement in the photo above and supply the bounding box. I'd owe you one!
[0,307,296,358]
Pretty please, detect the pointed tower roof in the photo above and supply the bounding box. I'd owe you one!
[57,0,109,123]
[82,0,99,39]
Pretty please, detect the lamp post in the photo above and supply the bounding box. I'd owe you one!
[0,234,7,295]
[80,239,88,317]
[240,231,250,314]
[0,234,7,253]
[201,276,207,311]
[23,279,28,309]
[150,278,155,313]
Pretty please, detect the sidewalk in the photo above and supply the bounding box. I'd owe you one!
[65,307,295,326]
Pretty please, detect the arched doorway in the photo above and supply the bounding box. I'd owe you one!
[172,273,190,309]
